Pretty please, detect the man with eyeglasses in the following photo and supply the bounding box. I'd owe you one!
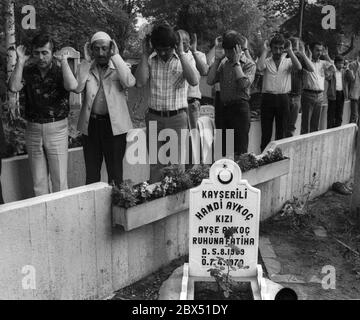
[135,23,199,183]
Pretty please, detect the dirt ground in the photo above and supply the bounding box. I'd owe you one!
[113,188,360,300]
[261,188,360,300]
[113,257,187,300]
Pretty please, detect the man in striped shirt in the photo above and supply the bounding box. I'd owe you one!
[135,24,199,183]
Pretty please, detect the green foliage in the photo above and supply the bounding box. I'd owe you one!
[235,153,259,172]
[112,148,287,209]
[256,147,285,166]
[280,172,319,230]
[112,180,139,209]
[279,0,360,57]
[207,227,249,299]
[141,0,266,52]
[186,164,211,187]
[1,0,133,54]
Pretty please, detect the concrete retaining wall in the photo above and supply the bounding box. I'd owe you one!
[0,183,187,300]
[0,125,356,299]
[1,99,351,203]
[260,124,357,220]
[2,146,149,204]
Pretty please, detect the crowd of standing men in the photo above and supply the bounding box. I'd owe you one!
[1,22,360,203]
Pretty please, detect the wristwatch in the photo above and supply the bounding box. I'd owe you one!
[233,62,240,67]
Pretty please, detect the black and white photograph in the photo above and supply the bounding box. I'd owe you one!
[1,0,360,305]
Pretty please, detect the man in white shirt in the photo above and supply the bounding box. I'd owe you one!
[301,42,333,134]
[178,30,209,164]
[257,34,302,151]
[177,31,209,130]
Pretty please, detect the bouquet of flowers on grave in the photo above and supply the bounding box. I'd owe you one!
[111,147,287,208]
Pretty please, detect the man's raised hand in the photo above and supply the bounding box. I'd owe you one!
[263,40,271,53]
[285,39,293,53]
[306,45,312,60]
[54,49,71,62]
[243,37,249,50]
[232,44,242,64]
[215,37,225,61]
[84,42,92,62]
[175,31,185,55]
[190,33,198,53]
[142,36,153,56]
[110,40,120,56]
[16,45,30,64]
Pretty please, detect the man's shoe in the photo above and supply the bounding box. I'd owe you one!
[332,182,352,195]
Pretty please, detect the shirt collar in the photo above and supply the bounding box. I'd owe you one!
[34,62,56,76]
[271,53,287,63]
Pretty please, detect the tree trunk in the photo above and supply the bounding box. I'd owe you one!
[5,0,19,109]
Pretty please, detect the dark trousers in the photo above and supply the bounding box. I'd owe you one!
[350,99,360,124]
[0,159,3,204]
[260,93,290,152]
[327,91,345,128]
[287,95,301,137]
[216,100,250,157]
[301,90,323,134]
[214,91,222,130]
[82,117,127,186]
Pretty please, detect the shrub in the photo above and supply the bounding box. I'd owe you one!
[112,148,287,208]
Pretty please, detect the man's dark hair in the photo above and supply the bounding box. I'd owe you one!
[222,30,244,50]
[31,33,56,52]
[310,41,323,51]
[270,34,285,47]
[151,24,177,49]
[334,55,344,63]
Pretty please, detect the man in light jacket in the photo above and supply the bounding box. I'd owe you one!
[72,31,135,185]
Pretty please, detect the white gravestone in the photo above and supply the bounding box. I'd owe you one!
[189,159,261,277]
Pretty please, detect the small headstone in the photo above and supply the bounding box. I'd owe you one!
[189,159,261,277]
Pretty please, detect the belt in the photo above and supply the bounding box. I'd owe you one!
[90,113,110,120]
[188,98,200,104]
[222,100,248,107]
[148,108,186,117]
[304,89,323,94]
[27,116,66,124]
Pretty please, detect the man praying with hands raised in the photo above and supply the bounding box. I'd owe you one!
[207,30,256,158]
